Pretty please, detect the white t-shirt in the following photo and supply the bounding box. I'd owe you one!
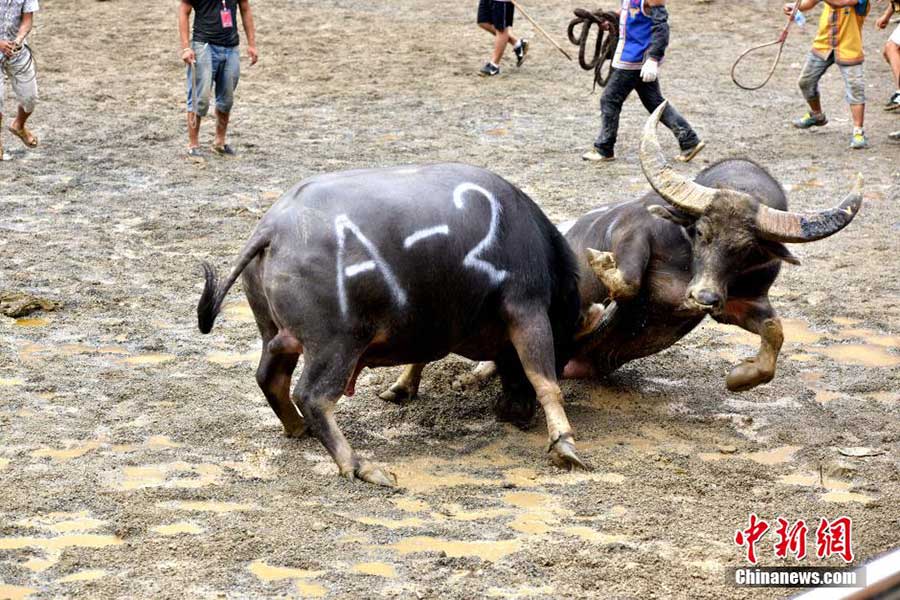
[0,0,39,42]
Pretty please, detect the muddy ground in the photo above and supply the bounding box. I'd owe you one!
[1,0,899,598]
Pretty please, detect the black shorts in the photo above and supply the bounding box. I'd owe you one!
[477,0,514,31]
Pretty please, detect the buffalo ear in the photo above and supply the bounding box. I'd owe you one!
[762,241,801,266]
[647,204,694,227]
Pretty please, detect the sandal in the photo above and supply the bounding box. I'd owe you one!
[186,147,205,162]
[211,144,237,157]
[7,125,38,148]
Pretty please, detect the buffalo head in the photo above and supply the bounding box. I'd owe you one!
[640,102,863,315]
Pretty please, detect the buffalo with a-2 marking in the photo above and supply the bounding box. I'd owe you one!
[197,164,594,486]
[564,103,862,390]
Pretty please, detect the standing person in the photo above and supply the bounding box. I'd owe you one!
[582,0,705,163]
[875,0,900,110]
[477,0,528,76]
[178,0,258,158]
[0,0,40,157]
[787,0,870,149]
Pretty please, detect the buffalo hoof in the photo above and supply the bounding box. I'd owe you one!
[726,358,774,392]
[549,433,590,471]
[379,384,416,406]
[451,361,497,393]
[282,421,307,439]
[493,393,536,429]
[355,460,398,487]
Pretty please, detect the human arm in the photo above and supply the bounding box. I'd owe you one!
[783,0,820,15]
[876,1,894,27]
[178,0,195,64]
[238,0,258,65]
[641,0,667,82]
[14,12,33,46]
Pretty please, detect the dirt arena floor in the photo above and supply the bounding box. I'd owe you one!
[1,0,899,598]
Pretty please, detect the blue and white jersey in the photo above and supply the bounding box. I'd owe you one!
[612,0,654,70]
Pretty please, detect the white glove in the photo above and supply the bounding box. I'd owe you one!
[640,59,659,83]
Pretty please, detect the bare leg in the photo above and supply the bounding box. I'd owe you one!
[10,105,31,132]
[187,113,201,149]
[294,347,396,487]
[506,304,587,469]
[884,42,900,86]
[379,363,426,405]
[807,97,823,115]
[214,110,230,148]
[850,103,865,128]
[479,22,518,46]
[715,297,783,392]
[492,28,510,65]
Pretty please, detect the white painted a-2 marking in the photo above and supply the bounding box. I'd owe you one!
[334,214,407,318]
[452,182,508,285]
[403,225,450,249]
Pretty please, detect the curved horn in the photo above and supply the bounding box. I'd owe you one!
[755,174,864,243]
[639,101,718,216]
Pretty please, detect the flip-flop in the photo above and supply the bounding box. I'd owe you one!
[7,125,38,148]
[211,144,237,157]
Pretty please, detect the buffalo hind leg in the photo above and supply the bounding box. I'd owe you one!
[379,363,426,405]
[493,348,537,428]
[716,297,784,392]
[453,360,498,393]
[506,304,587,470]
[294,346,396,487]
[256,349,305,437]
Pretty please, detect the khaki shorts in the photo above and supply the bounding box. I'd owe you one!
[0,46,38,115]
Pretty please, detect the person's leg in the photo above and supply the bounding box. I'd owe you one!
[186,42,211,150]
[884,42,900,84]
[634,78,701,154]
[8,49,38,147]
[796,51,830,122]
[592,68,636,158]
[212,45,240,150]
[492,26,510,65]
[839,62,867,148]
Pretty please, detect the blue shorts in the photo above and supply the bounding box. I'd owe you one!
[186,42,240,116]
[477,0,514,31]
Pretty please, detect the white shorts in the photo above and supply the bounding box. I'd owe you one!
[890,23,900,46]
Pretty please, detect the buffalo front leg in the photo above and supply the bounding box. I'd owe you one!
[294,347,396,487]
[717,297,784,392]
[586,234,649,302]
[379,363,426,405]
[506,304,588,470]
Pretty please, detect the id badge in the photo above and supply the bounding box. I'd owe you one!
[220,8,234,28]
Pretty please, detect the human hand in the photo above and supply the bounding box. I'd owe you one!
[640,59,658,83]
[876,13,890,28]
[182,47,196,65]
[0,40,13,57]
[247,45,258,65]
[783,2,796,16]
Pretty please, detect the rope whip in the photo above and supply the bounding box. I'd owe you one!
[731,2,801,91]
[567,8,619,91]
[0,42,37,85]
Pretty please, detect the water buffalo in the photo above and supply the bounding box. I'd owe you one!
[197,164,594,487]
[384,103,862,420]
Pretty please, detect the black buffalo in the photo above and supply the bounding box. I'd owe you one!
[389,104,862,422]
[197,164,594,486]
[564,102,862,391]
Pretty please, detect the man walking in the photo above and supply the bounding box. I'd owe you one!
[582,0,704,163]
[477,0,528,76]
[179,0,258,158]
[0,0,40,158]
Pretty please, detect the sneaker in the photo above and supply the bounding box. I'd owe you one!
[479,62,500,77]
[850,132,868,149]
[675,140,706,163]
[582,149,615,162]
[514,39,529,67]
[884,91,900,111]
[792,112,828,129]
[889,130,900,142]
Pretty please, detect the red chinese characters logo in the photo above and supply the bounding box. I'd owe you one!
[734,515,853,564]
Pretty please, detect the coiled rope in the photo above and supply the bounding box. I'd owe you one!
[567,8,619,91]
[0,43,37,85]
